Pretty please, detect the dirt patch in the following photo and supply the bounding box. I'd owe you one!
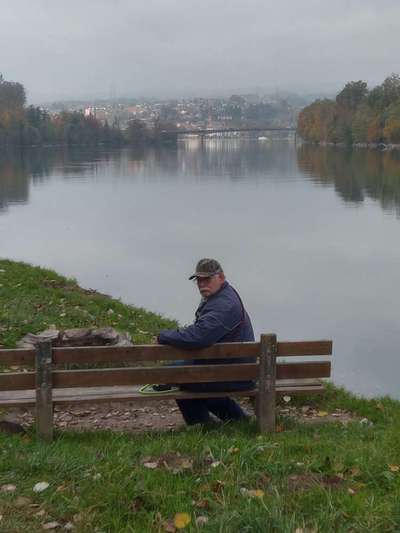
[4,400,185,433]
[278,404,356,425]
[2,400,357,435]
[287,473,345,491]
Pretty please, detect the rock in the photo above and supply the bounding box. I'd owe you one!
[17,329,60,348]
[17,327,133,349]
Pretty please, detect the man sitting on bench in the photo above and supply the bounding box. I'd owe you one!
[156,258,255,425]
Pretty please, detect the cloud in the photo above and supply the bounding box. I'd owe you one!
[1,0,399,102]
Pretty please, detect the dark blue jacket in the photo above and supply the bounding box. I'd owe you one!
[158,281,255,392]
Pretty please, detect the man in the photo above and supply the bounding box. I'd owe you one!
[157,258,255,426]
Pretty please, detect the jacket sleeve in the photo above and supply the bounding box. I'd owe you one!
[158,304,241,349]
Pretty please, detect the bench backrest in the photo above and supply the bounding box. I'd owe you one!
[0,337,332,391]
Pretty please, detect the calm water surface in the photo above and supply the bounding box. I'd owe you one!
[1,140,400,399]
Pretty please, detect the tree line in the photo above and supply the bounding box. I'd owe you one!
[0,74,176,147]
[297,74,400,145]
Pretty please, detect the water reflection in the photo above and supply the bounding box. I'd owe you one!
[297,144,400,217]
[0,141,299,211]
[0,148,59,210]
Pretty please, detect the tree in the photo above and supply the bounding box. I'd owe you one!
[336,81,368,111]
[0,74,26,111]
[126,119,149,145]
[383,117,400,143]
[368,73,400,111]
[352,104,375,143]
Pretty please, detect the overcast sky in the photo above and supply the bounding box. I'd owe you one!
[1,0,399,103]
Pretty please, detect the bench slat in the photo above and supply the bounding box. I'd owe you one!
[277,340,332,356]
[0,340,331,366]
[0,361,330,390]
[0,380,326,407]
[0,349,35,365]
[52,343,261,364]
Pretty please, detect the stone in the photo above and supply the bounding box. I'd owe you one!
[17,327,133,349]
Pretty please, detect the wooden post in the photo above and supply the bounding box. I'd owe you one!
[35,341,54,441]
[257,333,277,433]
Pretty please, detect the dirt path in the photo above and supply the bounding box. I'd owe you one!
[2,400,356,434]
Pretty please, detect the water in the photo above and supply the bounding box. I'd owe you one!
[1,140,400,399]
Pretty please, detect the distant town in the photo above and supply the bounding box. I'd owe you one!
[44,92,310,132]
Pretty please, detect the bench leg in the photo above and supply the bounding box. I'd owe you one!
[36,341,54,441]
[257,334,277,433]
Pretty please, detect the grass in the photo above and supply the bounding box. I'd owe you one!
[0,258,176,348]
[1,259,400,532]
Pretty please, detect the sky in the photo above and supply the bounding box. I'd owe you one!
[1,0,399,103]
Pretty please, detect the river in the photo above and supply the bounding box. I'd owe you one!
[1,140,399,399]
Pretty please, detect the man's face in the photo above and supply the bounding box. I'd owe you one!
[196,272,225,298]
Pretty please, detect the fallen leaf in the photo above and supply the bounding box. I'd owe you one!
[15,496,32,507]
[249,489,264,498]
[347,487,356,495]
[347,466,360,478]
[211,480,225,494]
[1,484,16,492]
[317,411,329,417]
[42,522,60,530]
[143,462,158,469]
[174,512,191,529]
[194,499,210,510]
[162,519,176,532]
[389,464,399,472]
[33,482,50,493]
[196,515,209,526]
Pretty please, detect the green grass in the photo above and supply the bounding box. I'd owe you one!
[0,258,176,348]
[1,259,400,531]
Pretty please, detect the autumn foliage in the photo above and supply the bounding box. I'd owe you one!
[298,74,400,145]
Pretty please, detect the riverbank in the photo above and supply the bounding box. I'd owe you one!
[1,259,400,531]
[300,139,400,151]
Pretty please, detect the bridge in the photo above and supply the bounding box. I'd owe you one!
[166,126,296,136]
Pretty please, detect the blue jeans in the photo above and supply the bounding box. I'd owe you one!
[170,360,253,425]
[176,396,248,425]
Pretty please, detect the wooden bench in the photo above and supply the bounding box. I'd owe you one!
[0,334,332,441]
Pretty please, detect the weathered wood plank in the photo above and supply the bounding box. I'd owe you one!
[0,349,35,365]
[35,341,54,441]
[0,361,330,391]
[277,340,332,357]
[257,333,277,433]
[51,363,257,388]
[52,342,261,364]
[0,372,35,390]
[0,381,326,407]
[277,361,331,379]
[0,340,332,366]
[51,361,330,388]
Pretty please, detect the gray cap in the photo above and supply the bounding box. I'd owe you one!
[189,258,223,280]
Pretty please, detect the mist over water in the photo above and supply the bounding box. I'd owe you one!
[1,140,400,399]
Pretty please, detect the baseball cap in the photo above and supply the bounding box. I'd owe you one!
[188,258,223,280]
